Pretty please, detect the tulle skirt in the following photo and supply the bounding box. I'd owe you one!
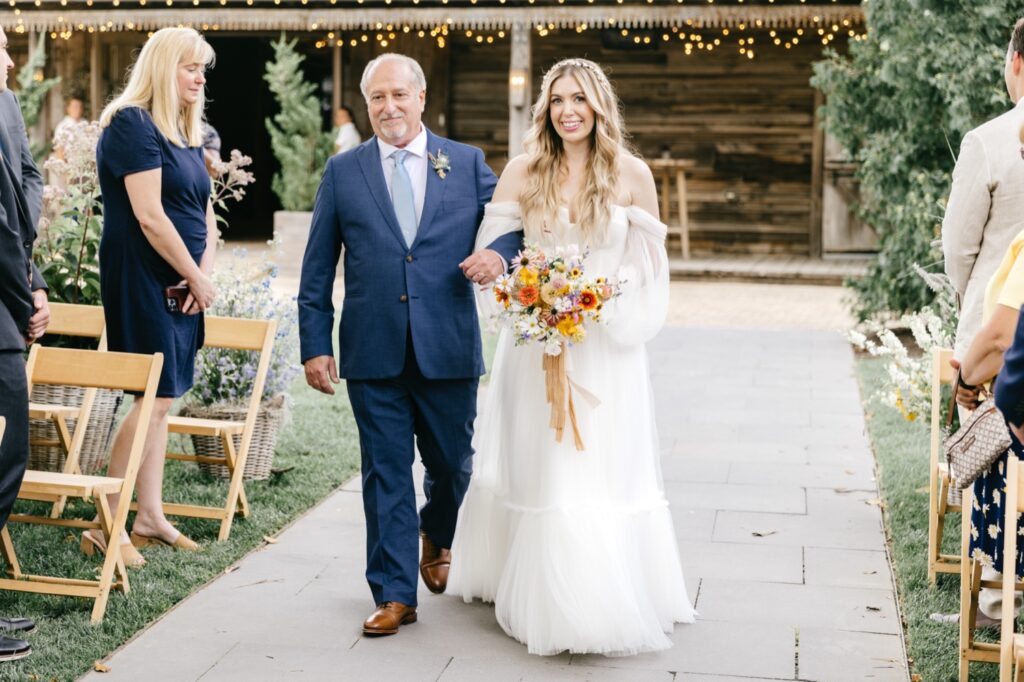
[448,327,696,656]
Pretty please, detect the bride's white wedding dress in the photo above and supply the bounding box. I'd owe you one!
[448,201,695,656]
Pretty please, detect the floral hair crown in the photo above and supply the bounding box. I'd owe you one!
[542,58,609,89]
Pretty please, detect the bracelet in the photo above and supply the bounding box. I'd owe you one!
[958,373,977,390]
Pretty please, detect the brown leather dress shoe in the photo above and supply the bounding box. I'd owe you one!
[420,532,451,594]
[362,602,417,636]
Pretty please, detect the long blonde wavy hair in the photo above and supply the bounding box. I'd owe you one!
[520,58,625,243]
[100,27,214,148]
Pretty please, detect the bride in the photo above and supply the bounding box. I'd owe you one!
[448,57,695,656]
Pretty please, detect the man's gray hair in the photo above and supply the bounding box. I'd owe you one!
[360,53,427,99]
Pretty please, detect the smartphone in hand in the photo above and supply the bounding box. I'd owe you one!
[164,284,190,314]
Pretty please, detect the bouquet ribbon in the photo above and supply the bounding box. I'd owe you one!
[542,344,600,451]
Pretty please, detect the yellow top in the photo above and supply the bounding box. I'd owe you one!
[984,228,1024,322]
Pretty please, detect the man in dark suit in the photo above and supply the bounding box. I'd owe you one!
[0,25,51,661]
[298,53,521,636]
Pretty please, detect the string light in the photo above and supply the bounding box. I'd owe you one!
[14,3,864,53]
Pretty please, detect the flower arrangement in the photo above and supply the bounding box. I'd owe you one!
[189,247,301,408]
[36,120,103,305]
[849,264,957,423]
[491,242,619,451]
[208,149,255,231]
[492,242,618,357]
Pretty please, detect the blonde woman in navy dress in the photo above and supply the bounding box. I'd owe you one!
[83,28,217,565]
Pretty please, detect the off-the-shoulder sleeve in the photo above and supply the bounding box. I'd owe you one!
[101,107,162,179]
[602,205,670,346]
[474,201,522,251]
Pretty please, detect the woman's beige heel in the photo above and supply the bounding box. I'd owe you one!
[130,530,199,552]
[81,529,147,568]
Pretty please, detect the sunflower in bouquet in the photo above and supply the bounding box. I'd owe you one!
[491,243,619,450]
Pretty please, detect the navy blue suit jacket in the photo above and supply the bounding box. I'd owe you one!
[0,91,42,352]
[298,130,522,380]
[996,306,1024,428]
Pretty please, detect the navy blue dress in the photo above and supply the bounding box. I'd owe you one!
[97,107,208,398]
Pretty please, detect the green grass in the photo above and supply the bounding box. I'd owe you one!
[858,357,1000,682]
[0,374,360,681]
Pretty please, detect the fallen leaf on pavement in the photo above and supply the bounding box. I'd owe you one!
[263,535,278,544]
[751,530,777,537]
[866,605,882,612]
[93,662,110,673]
[865,498,885,507]
[863,570,878,575]
[224,565,239,575]
[234,578,284,589]
[845,469,856,475]
[911,674,922,682]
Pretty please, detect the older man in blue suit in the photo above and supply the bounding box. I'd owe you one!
[298,53,521,636]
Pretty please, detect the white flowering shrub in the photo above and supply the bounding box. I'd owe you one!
[849,264,957,422]
[189,248,300,407]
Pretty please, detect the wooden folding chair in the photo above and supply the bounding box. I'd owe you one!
[157,316,276,541]
[0,346,162,624]
[23,303,106,518]
[929,347,962,585]
[999,455,1024,681]
[958,469,1024,680]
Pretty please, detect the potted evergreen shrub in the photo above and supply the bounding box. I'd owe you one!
[264,34,333,269]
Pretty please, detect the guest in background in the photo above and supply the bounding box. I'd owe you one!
[49,95,85,188]
[52,95,84,159]
[332,105,360,155]
[89,26,217,566]
[201,121,222,178]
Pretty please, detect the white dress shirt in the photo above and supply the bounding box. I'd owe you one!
[377,126,428,227]
[334,122,361,155]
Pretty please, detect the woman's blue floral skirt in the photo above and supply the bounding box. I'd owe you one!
[970,445,1024,581]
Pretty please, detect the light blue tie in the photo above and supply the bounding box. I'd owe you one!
[390,150,417,248]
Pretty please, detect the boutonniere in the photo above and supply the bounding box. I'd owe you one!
[428,149,450,179]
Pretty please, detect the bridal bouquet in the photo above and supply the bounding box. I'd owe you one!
[491,242,619,451]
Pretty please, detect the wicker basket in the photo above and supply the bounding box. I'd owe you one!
[28,384,124,474]
[180,401,286,481]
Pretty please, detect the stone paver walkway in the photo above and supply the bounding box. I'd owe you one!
[81,316,907,681]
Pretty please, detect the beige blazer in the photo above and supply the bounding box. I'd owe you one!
[942,98,1024,359]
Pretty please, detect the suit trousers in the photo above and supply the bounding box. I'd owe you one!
[346,337,478,607]
[0,351,27,531]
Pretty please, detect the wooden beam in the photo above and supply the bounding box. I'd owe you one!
[808,88,825,258]
[507,22,530,160]
[332,42,341,117]
[89,32,100,121]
